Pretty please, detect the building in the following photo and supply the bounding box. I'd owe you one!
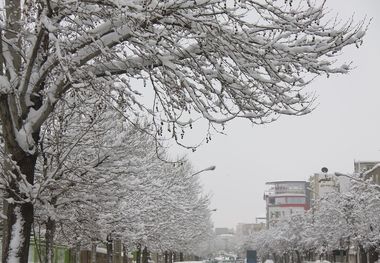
[214,227,234,235]
[354,160,380,174]
[264,181,310,228]
[235,222,265,237]
[309,173,340,202]
[213,228,235,254]
[354,161,380,185]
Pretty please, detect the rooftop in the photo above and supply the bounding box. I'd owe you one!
[266,180,307,185]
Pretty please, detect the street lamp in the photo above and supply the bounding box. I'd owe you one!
[191,165,216,177]
[334,172,380,190]
[334,172,360,181]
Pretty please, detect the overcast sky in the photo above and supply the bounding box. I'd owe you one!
[174,0,380,229]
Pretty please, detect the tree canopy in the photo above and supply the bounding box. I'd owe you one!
[0,0,368,262]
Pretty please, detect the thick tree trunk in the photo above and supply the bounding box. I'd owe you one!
[0,0,46,261]
[2,150,36,263]
[179,252,183,262]
[164,251,168,263]
[0,89,38,263]
[2,201,34,263]
[45,216,56,263]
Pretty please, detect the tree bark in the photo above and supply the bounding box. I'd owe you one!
[0,72,38,263]
[142,247,148,263]
[136,244,141,263]
[168,252,172,263]
[164,251,168,263]
[122,245,128,263]
[92,242,97,263]
[295,251,301,263]
[369,248,378,263]
[114,239,122,263]
[107,234,113,263]
[76,242,81,263]
[0,126,38,263]
[44,216,56,263]
[2,201,34,263]
[359,245,367,263]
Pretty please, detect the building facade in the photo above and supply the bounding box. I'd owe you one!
[354,160,380,185]
[264,181,310,228]
[309,173,340,202]
[354,161,380,174]
[235,222,265,237]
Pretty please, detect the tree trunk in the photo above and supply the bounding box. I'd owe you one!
[0,138,37,263]
[114,239,122,263]
[136,245,141,263]
[360,245,367,263]
[142,247,148,263]
[0,86,38,263]
[0,0,47,261]
[92,242,97,263]
[107,234,113,263]
[1,201,34,263]
[77,242,82,263]
[179,252,184,262]
[295,251,301,263]
[164,251,168,263]
[168,252,173,263]
[368,247,378,263]
[122,245,128,263]
[45,216,56,263]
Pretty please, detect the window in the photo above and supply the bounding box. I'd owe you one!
[275,197,286,204]
[287,197,305,204]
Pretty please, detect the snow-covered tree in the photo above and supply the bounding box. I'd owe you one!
[33,104,213,263]
[250,178,380,263]
[0,0,368,261]
[32,98,142,263]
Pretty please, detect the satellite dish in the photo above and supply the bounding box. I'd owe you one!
[321,167,328,173]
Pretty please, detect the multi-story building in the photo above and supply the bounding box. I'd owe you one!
[354,160,380,185]
[264,181,310,228]
[309,173,340,202]
[354,160,380,174]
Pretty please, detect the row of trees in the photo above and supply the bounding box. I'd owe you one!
[245,180,380,263]
[0,0,367,261]
[28,94,213,263]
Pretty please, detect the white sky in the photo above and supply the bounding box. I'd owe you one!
[175,0,380,229]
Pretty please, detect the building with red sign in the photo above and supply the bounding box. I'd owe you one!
[264,181,310,228]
